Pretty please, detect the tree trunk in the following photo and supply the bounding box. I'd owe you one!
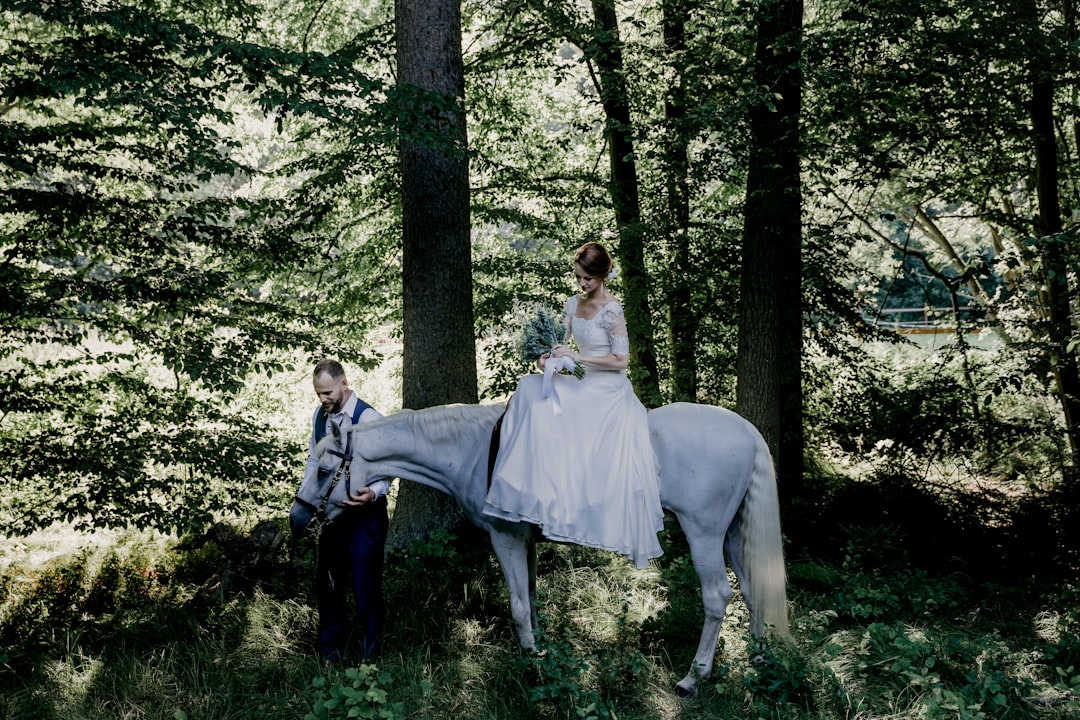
[588,0,663,407]
[390,0,478,549]
[662,0,698,402]
[1031,55,1080,462]
[735,0,804,502]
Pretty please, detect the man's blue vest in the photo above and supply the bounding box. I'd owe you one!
[314,397,373,445]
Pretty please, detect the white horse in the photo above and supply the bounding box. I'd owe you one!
[289,401,788,696]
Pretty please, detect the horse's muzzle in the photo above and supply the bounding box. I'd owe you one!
[288,501,315,539]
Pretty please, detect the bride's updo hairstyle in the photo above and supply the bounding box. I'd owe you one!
[574,242,614,279]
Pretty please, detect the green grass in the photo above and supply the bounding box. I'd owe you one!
[2,513,1079,720]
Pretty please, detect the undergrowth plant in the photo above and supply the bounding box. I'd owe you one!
[851,622,1040,719]
[4,512,1080,719]
[516,620,610,719]
[305,665,410,720]
[742,634,817,711]
[1044,634,1080,714]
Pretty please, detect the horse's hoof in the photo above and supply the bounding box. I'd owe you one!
[674,682,697,699]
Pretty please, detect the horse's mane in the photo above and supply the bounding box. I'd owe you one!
[312,403,504,459]
[407,403,504,446]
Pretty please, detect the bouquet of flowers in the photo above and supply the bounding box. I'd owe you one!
[518,304,586,379]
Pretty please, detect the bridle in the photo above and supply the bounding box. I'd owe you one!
[303,424,355,541]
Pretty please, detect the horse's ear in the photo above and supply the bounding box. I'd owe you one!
[329,419,343,444]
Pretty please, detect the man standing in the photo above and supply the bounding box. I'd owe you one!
[303,359,390,664]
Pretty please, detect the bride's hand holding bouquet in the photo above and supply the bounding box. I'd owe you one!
[519,305,586,379]
[545,343,585,378]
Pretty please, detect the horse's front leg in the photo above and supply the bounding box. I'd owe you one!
[489,526,536,651]
[527,537,538,629]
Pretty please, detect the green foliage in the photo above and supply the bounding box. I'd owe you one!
[5,516,1080,720]
[515,619,615,720]
[1043,633,1080,713]
[830,524,965,623]
[473,246,589,400]
[0,538,179,670]
[510,589,650,719]
[0,0,400,536]
[854,623,1038,720]
[0,360,302,535]
[305,665,407,720]
[743,634,816,710]
[380,525,514,653]
[807,335,1061,487]
[1044,634,1080,672]
[390,528,461,590]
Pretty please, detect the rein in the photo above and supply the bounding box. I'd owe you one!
[305,423,356,542]
[307,455,351,542]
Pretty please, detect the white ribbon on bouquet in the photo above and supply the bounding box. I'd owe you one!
[541,355,581,415]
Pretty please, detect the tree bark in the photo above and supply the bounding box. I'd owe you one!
[588,0,663,407]
[390,0,478,549]
[1031,52,1080,462]
[662,0,698,402]
[735,0,804,501]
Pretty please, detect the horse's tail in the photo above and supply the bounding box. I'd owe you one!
[738,431,789,637]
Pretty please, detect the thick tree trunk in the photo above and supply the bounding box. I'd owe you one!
[1031,62,1080,462]
[735,0,804,502]
[662,0,698,402]
[588,0,663,407]
[390,0,478,549]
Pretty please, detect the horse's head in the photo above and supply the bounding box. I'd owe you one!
[288,404,507,537]
[288,417,364,538]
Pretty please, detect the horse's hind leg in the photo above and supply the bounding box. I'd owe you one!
[675,528,732,698]
[724,521,751,624]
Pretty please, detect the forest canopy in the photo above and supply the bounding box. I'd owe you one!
[1,0,1079,551]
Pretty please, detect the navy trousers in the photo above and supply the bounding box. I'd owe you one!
[315,497,389,662]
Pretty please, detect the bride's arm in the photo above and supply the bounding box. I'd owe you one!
[568,350,628,371]
[549,344,628,371]
[550,301,629,371]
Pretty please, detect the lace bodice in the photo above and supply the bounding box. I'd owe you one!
[562,295,630,357]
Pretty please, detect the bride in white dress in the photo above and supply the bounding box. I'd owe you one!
[483,242,664,568]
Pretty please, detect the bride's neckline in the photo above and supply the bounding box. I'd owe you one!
[574,295,617,321]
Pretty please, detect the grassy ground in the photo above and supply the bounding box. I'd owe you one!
[2,477,1080,720]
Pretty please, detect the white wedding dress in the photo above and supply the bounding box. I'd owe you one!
[483,295,664,568]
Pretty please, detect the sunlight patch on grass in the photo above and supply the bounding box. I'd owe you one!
[633,656,689,720]
[240,592,315,660]
[44,644,104,715]
[0,524,124,574]
[447,617,516,704]
[450,616,497,648]
[541,550,666,644]
[1034,609,1066,644]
